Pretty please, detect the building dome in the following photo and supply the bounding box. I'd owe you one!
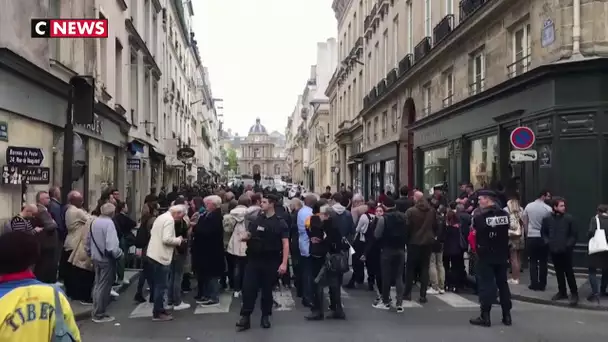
[248,118,267,134]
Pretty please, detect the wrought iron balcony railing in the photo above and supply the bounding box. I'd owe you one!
[507,52,531,78]
[442,94,454,108]
[433,15,455,46]
[459,0,489,23]
[414,37,432,62]
[468,78,486,95]
[398,54,413,75]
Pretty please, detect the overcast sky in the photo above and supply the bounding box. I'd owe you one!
[191,0,336,136]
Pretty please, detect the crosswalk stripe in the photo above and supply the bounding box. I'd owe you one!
[431,292,479,308]
[273,288,296,311]
[129,302,154,318]
[193,293,232,314]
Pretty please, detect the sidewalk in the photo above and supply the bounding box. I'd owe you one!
[71,269,140,321]
[509,272,608,311]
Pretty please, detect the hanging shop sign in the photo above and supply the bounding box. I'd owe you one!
[6,146,44,166]
[176,147,195,160]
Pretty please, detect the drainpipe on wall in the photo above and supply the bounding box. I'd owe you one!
[572,0,582,58]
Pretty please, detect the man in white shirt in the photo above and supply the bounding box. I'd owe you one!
[146,205,187,321]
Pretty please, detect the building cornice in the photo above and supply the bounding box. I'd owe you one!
[332,0,353,28]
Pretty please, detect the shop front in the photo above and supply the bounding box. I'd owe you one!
[0,49,130,213]
[361,142,398,200]
[410,59,608,271]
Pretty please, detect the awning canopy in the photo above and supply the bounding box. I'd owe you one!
[150,146,165,160]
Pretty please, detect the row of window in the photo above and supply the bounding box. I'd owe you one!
[419,23,531,119]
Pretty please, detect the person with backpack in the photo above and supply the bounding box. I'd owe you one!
[443,210,467,292]
[371,198,408,312]
[428,205,447,295]
[224,195,252,298]
[346,200,375,290]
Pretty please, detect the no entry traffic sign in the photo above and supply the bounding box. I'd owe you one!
[510,126,535,150]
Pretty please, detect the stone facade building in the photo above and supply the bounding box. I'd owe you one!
[238,118,287,177]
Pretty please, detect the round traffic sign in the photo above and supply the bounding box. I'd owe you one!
[510,126,535,150]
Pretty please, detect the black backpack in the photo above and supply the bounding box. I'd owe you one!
[383,212,408,247]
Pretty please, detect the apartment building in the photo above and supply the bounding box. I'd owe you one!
[0,0,131,215]
[0,0,218,219]
[330,0,608,210]
[287,38,338,192]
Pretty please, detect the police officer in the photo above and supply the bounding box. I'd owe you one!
[469,189,513,327]
[236,193,289,331]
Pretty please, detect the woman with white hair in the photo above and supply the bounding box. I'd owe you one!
[191,195,225,306]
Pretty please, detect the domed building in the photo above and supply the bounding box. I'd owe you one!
[238,118,287,177]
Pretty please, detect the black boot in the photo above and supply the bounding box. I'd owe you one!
[502,311,512,326]
[236,316,250,332]
[260,316,271,329]
[469,311,491,327]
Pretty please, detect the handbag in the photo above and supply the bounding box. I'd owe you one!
[588,215,608,255]
[90,220,119,261]
[51,285,77,342]
[507,202,523,237]
[325,237,351,274]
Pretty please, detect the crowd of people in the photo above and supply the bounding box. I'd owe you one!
[1,179,608,339]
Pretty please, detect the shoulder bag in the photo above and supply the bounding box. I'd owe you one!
[51,285,77,342]
[588,215,608,255]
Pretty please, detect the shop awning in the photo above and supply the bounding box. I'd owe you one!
[347,152,364,164]
[150,146,165,160]
[127,140,145,156]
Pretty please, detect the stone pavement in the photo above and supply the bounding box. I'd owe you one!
[509,271,608,310]
[71,269,140,320]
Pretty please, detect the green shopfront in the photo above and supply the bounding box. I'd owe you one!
[410,59,608,271]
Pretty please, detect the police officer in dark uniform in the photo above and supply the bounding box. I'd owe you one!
[470,189,513,327]
[236,193,290,331]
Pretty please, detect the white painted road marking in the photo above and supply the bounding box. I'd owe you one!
[129,302,154,318]
[273,288,295,311]
[194,293,232,314]
[432,292,479,308]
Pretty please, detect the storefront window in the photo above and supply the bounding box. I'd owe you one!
[423,147,449,195]
[88,140,118,205]
[368,162,382,200]
[470,136,498,189]
[351,164,362,195]
[384,160,395,195]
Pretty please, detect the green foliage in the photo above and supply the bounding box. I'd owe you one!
[227,148,238,172]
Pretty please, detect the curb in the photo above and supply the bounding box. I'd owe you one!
[511,293,608,311]
[74,271,141,321]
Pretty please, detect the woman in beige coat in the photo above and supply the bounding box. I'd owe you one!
[68,216,96,304]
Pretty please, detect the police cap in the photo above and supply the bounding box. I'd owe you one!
[263,193,281,204]
[477,189,497,198]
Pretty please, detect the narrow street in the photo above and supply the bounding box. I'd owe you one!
[76,279,608,342]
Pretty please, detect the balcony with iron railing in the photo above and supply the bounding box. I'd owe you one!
[386,68,398,86]
[363,95,370,108]
[421,107,432,117]
[376,79,387,96]
[378,0,390,16]
[369,87,378,101]
[398,54,413,75]
[468,78,486,95]
[364,15,372,38]
[507,51,531,78]
[371,4,379,26]
[433,15,455,46]
[459,0,490,23]
[414,37,432,62]
[442,94,454,108]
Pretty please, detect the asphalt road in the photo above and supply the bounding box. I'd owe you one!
[76,279,608,342]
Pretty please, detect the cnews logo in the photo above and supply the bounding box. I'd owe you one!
[31,19,108,38]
